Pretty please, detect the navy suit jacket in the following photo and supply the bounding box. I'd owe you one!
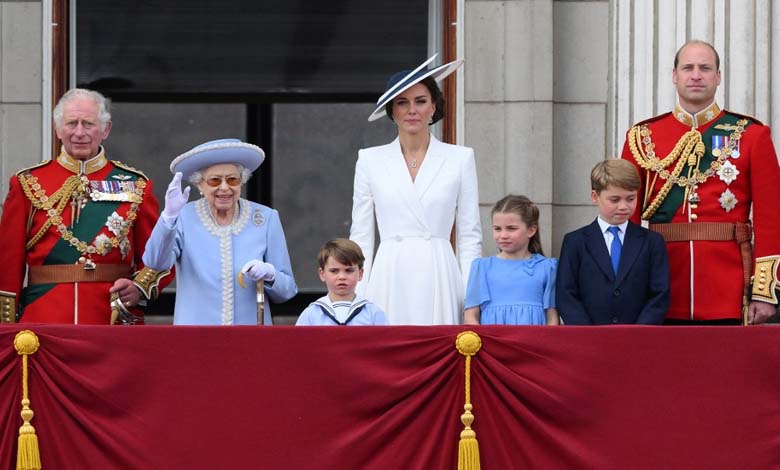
[556,219,670,325]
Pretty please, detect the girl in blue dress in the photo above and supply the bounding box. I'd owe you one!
[464,195,559,325]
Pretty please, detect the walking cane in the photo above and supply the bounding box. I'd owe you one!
[238,272,265,325]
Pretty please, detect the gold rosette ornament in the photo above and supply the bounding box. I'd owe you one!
[14,330,42,470]
[455,331,482,470]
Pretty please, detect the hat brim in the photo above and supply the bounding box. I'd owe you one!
[368,58,464,122]
[170,140,265,179]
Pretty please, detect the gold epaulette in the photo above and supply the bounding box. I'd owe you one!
[724,110,763,126]
[0,290,17,323]
[752,256,780,304]
[111,161,150,181]
[15,160,52,177]
[132,267,171,301]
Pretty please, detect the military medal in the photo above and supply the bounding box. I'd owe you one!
[711,135,724,157]
[719,188,738,212]
[717,160,739,185]
[89,180,140,202]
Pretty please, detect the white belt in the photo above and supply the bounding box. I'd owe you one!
[382,233,446,242]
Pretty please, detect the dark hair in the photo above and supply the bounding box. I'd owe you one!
[317,238,365,269]
[674,40,720,71]
[491,195,544,256]
[385,77,445,124]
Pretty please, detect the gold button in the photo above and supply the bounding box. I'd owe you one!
[690,214,698,220]
[761,267,768,272]
[759,284,766,290]
[690,204,698,209]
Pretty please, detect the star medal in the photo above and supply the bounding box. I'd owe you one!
[717,160,739,185]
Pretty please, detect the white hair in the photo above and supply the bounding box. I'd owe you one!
[188,164,253,185]
[52,88,112,132]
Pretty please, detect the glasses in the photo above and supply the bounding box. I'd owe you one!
[204,176,242,187]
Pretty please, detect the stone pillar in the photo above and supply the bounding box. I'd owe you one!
[464,0,555,254]
[0,1,44,213]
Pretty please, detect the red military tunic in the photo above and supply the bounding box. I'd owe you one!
[621,102,780,321]
[0,148,167,324]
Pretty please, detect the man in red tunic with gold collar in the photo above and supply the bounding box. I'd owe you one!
[0,88,169,324]
[621,40,780,325]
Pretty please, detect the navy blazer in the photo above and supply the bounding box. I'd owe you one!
[556,219,670,325]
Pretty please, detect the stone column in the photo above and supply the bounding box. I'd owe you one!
[0,1,44,213]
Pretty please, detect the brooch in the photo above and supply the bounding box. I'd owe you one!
[253,210,265,226]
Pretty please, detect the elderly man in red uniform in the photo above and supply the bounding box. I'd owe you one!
[621,40,780,325]
[0,88,169,324]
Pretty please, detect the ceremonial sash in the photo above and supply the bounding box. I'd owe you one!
[21,167,142,312]
[650,113,751,223]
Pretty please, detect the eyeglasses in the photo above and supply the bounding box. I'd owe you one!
[204,176,242,187]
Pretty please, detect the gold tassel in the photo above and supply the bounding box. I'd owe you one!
[14,330,41,470]
[456,331,482,470]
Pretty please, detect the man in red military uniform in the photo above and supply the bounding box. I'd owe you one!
[0,88,169,324]
[621,40,780,325]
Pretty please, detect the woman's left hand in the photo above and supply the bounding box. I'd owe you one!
[241,260,276,282]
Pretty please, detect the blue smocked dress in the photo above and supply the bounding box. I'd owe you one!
[464,254,557,325]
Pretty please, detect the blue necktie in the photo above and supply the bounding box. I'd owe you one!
[607,226,622,275]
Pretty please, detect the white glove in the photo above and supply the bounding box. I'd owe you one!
[241,260,276,282]
[161,172,191,225]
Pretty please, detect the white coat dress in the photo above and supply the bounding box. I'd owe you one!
[350,134,482,325]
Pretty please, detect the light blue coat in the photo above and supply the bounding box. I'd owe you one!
[143,198,297,324]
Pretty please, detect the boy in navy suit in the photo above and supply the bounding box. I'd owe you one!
[557,159,670,324]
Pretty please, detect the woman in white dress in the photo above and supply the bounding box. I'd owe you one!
[350,54,482,325]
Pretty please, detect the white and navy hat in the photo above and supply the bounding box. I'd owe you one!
[170,138,265,178]
[367,53,464,122]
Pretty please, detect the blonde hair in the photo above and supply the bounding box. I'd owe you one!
[591,159,640,193]
[491,195,543,256]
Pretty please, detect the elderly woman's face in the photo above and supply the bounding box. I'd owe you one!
[198,163,242,213]
[392,83,435,135]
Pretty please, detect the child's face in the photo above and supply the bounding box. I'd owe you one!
[318,257,363,301]
[492,211,536,256]
[591,185,638,225]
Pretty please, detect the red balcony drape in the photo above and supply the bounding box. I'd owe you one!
[2,325,780,469]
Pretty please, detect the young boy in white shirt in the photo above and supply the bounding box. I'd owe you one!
[296,239,388,326]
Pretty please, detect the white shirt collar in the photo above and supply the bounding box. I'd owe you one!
[597,217,628,234]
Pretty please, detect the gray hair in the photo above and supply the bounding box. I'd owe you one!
[53,88,112,132]
[188,164,253,185]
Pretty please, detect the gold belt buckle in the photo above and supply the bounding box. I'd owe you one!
[83,259,96,270]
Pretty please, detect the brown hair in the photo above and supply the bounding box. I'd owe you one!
[491,195,544,256]
[385,76,445,124]
[591,159,640,193]
[318,238,365,269]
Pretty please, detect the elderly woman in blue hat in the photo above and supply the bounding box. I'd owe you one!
[142,139,297,325]
[350,54,482,325]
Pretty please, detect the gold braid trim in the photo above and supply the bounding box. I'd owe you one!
[752,256,780,304]
[628,125,705,219]
[132,267,171,301]
[19,173,82,249]
[18,172,146,255]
